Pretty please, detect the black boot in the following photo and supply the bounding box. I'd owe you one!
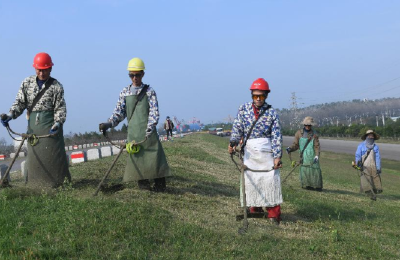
[1,179,11,188]
[153,177,166,192]
[138,179,151,190]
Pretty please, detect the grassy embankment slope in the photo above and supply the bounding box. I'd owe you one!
[1,133,399,260]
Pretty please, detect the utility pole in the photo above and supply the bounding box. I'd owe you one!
[290,92,300,130]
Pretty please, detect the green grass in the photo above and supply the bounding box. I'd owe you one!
[1,133,399,260]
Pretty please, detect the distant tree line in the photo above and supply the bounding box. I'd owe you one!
[64,121,196,147]
[278,97,400,140]
[278,97,400,130]
[64,124,128,146]
[0,137,14,155]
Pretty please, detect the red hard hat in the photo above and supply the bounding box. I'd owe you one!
[250,78,270,92]
[32,52,54,69]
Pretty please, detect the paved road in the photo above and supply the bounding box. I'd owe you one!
[283,136,400,161]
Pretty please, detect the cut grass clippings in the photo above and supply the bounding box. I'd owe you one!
[1,133,399,260]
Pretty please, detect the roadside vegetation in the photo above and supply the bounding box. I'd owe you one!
[1,133,399,259]
[279,97,400,139]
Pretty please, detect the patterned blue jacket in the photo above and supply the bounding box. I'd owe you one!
[230,102,282,158]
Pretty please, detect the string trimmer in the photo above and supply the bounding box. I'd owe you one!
[230,142,280,234]
[351,161,377,200]
[281,151,300,184]
[0,114,57,187]
[93,127,146,196]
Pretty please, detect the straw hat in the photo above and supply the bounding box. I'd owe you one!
[302,116,315,126]
[361,129,380,140]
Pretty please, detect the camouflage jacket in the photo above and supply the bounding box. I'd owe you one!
[108,83,159,133]
[9,75,67,124]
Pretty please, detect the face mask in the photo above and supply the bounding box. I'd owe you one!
[366,137,374,146]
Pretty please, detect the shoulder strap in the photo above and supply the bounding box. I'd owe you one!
[240,105,271,154]
[27,77,55,117]
[361,150,371,166]
[127,84,150,123]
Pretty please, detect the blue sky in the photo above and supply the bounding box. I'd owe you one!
[1,0,399,142]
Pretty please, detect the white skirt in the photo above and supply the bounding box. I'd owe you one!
[241,138,283,207]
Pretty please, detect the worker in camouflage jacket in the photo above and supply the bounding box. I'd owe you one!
[99,57,171,192]
[1,52,71,188]
[286,116,323,191]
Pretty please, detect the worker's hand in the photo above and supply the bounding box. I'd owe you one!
[357,160,362,168]
[228,145,236,154]
[49,122,60,135]
[356,161,364,171]
[99,122,112,134]
[1,113,12,127]
[377,169,381,175]
[313,156,319,164]
[286,147,291,154]
[228,141,238,154]
[274,158,282,169]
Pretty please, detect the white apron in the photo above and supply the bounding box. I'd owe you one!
[241,138,283,207]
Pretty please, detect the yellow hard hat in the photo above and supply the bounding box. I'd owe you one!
[127,57,145,71]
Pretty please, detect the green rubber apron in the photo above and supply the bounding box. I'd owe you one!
[299,137,323,188]
[123,94,170,182]
[26,111,71,188]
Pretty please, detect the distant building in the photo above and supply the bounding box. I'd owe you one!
[189,123,201,131]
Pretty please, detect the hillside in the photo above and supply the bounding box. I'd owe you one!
[278,97,400,129]
[1,134,400,260]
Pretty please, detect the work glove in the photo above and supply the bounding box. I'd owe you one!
[377,169,381,175]
[49,122,61,135]
[286,147,291,154]
[356,160,363,170]
[99,122,112,134]
[356,161,363,171]
[313,156,319,164]
[0,113,12,127]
